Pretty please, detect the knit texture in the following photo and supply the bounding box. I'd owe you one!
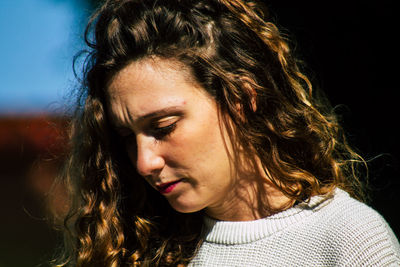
[189,188,400,266]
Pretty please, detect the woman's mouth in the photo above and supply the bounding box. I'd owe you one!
[156,179,182,194]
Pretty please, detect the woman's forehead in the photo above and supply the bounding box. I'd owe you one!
[106,57,217,125]
[107,57,198,96]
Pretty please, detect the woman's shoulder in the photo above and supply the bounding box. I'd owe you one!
[301,187,400,265]
[310,188,395,232]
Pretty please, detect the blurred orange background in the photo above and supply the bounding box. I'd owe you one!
[0,116,68,266]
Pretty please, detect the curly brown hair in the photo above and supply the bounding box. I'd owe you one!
[54,0,367,266]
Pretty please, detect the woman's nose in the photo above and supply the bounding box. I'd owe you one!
[135,135,165,177]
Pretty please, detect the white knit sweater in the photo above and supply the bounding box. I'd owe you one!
[189,188,400,266]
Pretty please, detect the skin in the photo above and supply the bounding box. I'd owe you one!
[107,58,292,221]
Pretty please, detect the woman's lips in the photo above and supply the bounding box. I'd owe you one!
[156,179,182,194]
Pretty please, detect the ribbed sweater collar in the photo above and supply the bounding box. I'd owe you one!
[202,188,343,245]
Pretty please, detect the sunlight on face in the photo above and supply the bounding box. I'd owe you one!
[107,58,241,216]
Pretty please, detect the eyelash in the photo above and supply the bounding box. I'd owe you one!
[118,117,179,144]
[150,121,177,140]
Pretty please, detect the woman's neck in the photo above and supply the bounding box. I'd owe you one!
[205,176,294,221]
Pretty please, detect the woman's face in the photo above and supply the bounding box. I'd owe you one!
[107,58,240,216]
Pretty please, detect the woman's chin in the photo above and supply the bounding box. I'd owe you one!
[167,198,204,214]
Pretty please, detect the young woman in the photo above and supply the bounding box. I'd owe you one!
[55,0,400,266]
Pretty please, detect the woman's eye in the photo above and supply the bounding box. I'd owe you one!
[150,121,177,139]
[147,116,180,139]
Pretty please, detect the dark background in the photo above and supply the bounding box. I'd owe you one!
[268,0,400,237]
[0,1,398,266]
